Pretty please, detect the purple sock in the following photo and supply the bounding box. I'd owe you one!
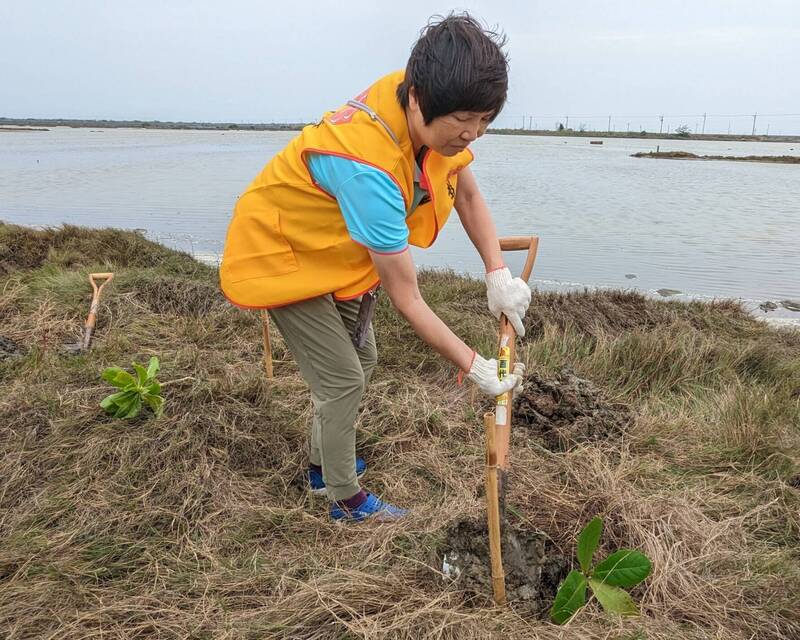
[338,489,368,510]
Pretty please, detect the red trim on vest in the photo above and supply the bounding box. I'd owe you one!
[221,278,381,310]
[420,148,440,247]
[332,277,382,301]
[221,287,323,311]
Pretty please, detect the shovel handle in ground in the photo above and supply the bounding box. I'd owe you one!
[80,272,114,350]
[494,235,539,470]
[484,235,539,606]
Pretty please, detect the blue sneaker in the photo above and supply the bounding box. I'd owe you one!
[330,493,408,522]
[308,458,367,495]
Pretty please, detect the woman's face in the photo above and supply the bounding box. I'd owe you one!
[406,88,493,156]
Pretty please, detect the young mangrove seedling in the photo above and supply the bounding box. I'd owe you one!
[551,516,652,624]
[100,356,165,419]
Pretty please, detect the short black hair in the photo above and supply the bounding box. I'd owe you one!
[397,13,508,124]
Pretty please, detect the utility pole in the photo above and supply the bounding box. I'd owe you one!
[566,115,569,129]
[659,115,664,134]
[702,113,707,134]
[627,122,630,132]
[766,123,770,136]
[608,115,611,133]
[728,121,731,134]
[522,115,525,130]
[529,116,532,129]
[751,113,757,136]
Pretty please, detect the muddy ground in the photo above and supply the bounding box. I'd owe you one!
[513,368,631,451]
[0,335,24,360]
[440,517,568,618]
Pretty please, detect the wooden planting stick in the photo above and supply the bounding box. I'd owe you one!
[484,410,506,605]
[260,310,274,378]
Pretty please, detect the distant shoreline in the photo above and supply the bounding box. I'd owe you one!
[2,117,800,143]
[632,151,800,164]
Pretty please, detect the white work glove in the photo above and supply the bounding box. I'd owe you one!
[486,267,532,337]
[467,354,525,397]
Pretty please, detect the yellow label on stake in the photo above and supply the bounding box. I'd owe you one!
[496,346,511,406]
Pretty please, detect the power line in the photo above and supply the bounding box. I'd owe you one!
[500,112,800,119]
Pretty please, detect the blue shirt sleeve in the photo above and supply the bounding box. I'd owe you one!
[306,153,409,253]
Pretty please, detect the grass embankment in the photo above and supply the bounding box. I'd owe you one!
[631,151,800,164]
[1,223,798,639]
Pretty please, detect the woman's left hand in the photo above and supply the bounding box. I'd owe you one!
[485,267,532,337]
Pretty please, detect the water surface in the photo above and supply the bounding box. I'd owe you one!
[1,127,798,320]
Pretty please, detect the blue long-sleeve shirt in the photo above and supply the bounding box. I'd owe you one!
[306,153,429,254]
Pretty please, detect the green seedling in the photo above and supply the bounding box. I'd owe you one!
[551,516,652,624]
[100,356,165,419]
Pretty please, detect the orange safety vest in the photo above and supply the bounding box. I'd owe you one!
[219,70,474,309]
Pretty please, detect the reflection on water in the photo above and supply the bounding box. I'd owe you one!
[1,127,798,321]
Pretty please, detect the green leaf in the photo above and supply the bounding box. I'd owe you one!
[122,396,142,419]
[132,362,148,386]
[592,549,652,587]
[101,367,124,385]
[146,356,160,380]
[577,516,603,574]
[101,367,135,390]
[100,390,128,412]
[145,381,161,396]
[143,394,164,417]
[588,579,639,616]
[550,569,587,624]
[111,391,139,418]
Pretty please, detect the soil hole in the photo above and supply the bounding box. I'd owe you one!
[440,517,568,619]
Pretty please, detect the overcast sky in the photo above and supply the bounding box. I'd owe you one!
[2,1,799,134]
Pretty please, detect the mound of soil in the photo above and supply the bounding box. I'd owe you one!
[440,518,568,618]
[513,368,630,451]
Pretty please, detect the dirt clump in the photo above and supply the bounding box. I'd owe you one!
[513,368,630,451]
[440,517,568,618]
[0,335,25,360]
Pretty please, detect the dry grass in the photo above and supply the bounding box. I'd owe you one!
[0,222,798,639]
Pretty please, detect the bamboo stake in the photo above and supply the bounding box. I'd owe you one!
[484,411,506,605]
[260,310,274,378]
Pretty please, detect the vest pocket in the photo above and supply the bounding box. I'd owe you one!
[224,208,299,283]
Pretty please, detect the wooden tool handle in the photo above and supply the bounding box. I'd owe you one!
[493,236,540,470]
[484,411,507,605]
[80,325,95,351]
[82,272,114,350]
[497,235,539,283]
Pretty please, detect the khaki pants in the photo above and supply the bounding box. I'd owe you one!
[268,295,377,501]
